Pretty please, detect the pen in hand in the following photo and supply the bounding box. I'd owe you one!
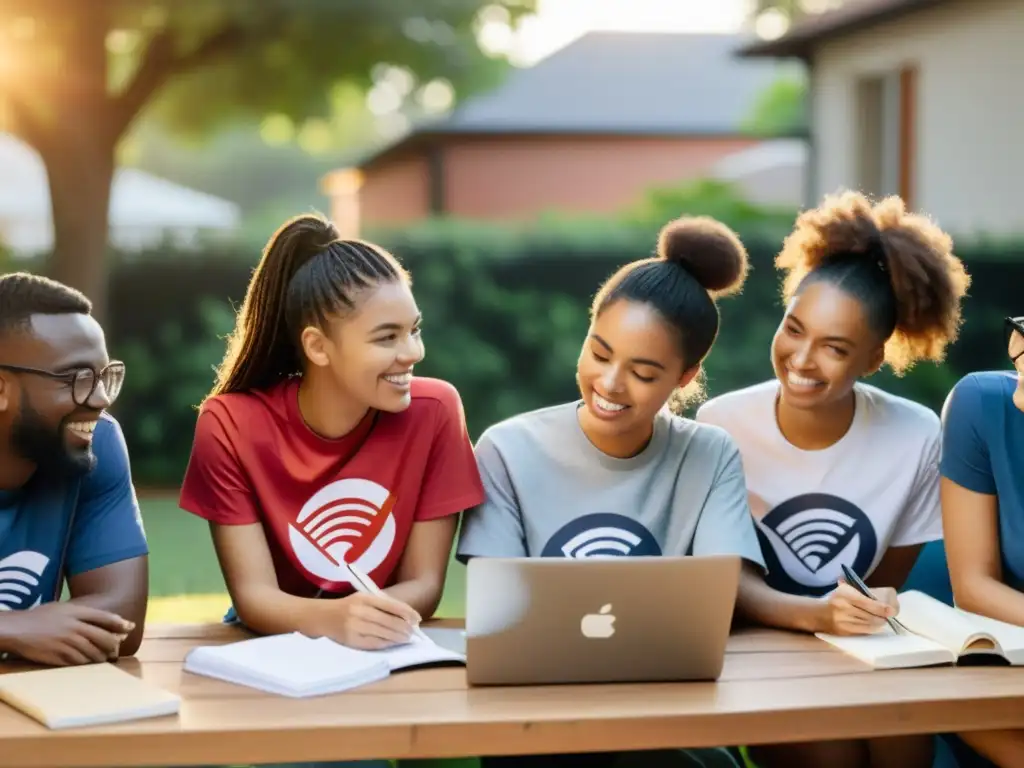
[840,564,905,635]
[345,560,429,643]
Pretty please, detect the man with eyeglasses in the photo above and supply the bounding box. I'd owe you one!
[0,272,148,666]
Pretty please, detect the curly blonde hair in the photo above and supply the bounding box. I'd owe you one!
[777,190,971,375]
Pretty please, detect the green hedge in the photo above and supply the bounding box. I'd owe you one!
[80,221,1024,487]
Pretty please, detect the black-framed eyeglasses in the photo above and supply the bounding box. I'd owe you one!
[1005,317,1024,363]
[0,361,125,406]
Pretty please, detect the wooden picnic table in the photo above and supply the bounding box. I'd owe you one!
[2,620,1024,767]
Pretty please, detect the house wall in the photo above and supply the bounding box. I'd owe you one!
[440,136,758,220]
[812,0,1024,237]
[357,153,431,228]
[356,135,758,228]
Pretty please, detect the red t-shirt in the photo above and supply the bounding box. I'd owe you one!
[178,376,484,598]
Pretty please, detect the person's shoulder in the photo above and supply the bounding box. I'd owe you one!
[857,382,940,436]
[940,370,1015,424]
[194,382,291,442]
[477,401,577,450]
[392,377,469,435]
[79,413,132,489]
[952,370,1016,402]
[408,376,465,414]
[91,411,128,459]
[696,379,777,426]
[662,409,741,462]
[198,386,272,420]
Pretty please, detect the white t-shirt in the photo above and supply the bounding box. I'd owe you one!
[696,380,942,597]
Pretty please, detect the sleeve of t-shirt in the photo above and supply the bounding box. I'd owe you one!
[689,432,767,572]
[415,382,486,521]
[890,425,944,546]
[455,430,528,563]
[178,404,261,525]
[939,374,996,495]
[65,416,149,577]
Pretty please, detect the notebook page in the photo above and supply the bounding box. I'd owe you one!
[0,662,180,729]
[896,590,989,654]
[815,624,954,669]
[184,633,390,696]
[373,632,466,671]
[954,609,1024,662]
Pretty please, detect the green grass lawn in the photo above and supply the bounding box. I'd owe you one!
[141,494,468,622]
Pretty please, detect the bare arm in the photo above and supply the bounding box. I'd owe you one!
[209,522,337,638]
[735,563,830,633]
[942,477,1024,626]
[866,544,922,591]
[384,515,458,619]
[66,556,149,656]
[736,543,913,636]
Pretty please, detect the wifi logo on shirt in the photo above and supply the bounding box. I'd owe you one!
[0,551,49,611]
[756,492,877,597]
[541,513,662,558]
[287,478,398,584]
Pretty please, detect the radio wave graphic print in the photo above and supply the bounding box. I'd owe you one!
[756,493,877,596]
[0,551,49,611]
[287,478,398,583]
[541,513,663,558]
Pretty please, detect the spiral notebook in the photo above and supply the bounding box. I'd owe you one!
[0,662,180,730]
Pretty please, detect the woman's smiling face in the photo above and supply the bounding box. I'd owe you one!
[576,299,695,456]
[771,281,885,410]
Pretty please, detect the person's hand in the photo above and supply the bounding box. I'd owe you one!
[0,602,133,666]
[824,581,900,636]
[330,592,422,650]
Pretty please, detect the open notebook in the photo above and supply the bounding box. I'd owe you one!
[816,590,1024,669]
[0,662,180,730]
[184,626,465,697]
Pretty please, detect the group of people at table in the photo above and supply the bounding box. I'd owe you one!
[0,189,1021,768]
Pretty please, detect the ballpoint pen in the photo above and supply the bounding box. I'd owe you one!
[345,560,430,643]
[841,564,908,635]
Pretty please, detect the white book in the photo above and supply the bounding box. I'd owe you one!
[816,590,1024,669]
[184,627,465,698]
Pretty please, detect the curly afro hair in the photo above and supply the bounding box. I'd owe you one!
[777,190,971,375]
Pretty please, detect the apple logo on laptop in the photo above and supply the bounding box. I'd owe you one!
[580,604,616,638]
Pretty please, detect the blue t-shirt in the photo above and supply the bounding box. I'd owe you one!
[0,414,148,610]
[940,370,1024,588]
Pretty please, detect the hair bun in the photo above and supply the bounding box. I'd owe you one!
[657,215,749,296]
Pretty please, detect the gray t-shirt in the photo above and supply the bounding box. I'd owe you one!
[456,401,765,569]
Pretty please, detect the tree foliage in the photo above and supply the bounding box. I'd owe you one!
[0,0,534,318]
[743,73,808,136]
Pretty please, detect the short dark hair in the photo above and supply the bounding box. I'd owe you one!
[0,272,92,338]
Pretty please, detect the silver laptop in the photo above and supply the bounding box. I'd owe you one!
[464,554,741,686]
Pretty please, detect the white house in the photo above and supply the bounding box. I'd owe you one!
[0,134,241,255]
[739,0,1024,239]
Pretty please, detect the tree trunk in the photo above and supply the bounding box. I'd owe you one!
[42,134,115,325]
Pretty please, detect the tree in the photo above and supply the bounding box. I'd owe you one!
[0,0,534,320]
[743,74,808,136]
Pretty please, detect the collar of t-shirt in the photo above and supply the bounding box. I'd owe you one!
[569,401,671,472]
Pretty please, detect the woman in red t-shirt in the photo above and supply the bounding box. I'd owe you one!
[179,214,485,651]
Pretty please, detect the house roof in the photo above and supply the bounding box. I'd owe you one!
[738,0,953,58]
[356,31,799,169]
